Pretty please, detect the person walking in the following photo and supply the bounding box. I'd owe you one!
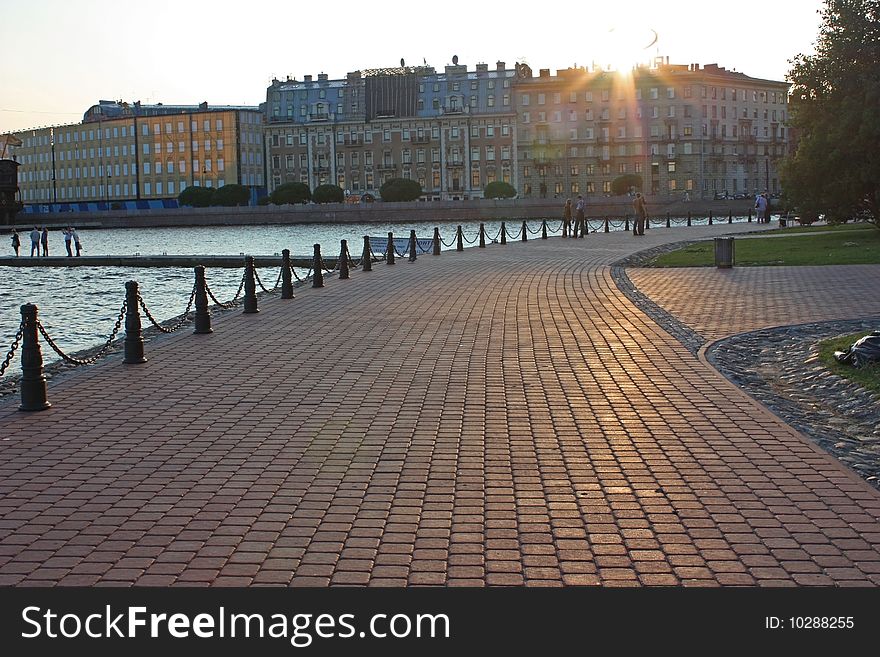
[29,226,40,257]
[755,193,768,224]
[11,228,20,256]
[633,192,648,236]
[63,227,73,257]
[574,195,586,238]
[562,199,572,238]
[41,226,49,256]
[71,227,82,256]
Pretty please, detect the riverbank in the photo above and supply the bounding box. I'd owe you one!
[5,196,759,230]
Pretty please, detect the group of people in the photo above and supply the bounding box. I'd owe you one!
[754,192,772,223]
[9,226,82,257]
[562,193,649,237]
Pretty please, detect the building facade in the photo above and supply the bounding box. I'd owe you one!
[263,60,518,200]
[514,59,790,200]
[12,101,264,210]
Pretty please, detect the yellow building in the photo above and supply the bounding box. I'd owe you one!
[13,101,264,210]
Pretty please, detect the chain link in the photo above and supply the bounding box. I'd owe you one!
[138,283,197,333]
[205,281,239,309]
[0,324,23,378]
[36,301,126,366]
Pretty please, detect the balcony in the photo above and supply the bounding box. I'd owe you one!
[308,112,331,122]
[444,161,464,169]
[342,136,363,147]
[412,134,432,144]
[377,161,397,171]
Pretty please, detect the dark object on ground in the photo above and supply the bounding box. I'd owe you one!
[834,331,880,367]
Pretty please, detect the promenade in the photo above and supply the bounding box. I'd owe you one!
[1,221,879,587]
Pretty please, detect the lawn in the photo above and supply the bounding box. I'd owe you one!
[649,224,880,267]
[817,332,880,396]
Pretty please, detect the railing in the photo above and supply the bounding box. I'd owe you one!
[0,210,768,410]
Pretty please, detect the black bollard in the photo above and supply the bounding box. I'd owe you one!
[644,215,650,231]
[748,208,753,222]
[193,265,212,334]
[243,255,259,313]
[687,211,692,227]
[666,212,671,228]
[339,240,350,279]
[123,280,147,364]
[18,303,51,411]
[408,230,417,262]
[728,210,733,224]
[281,249,294,299]
[604,217,610,233]
[456,225,464,251]
[433,227,441,255]
[522,220,528,242]
[479,223,486,248]
[709,211,713,225]
[500,222,507,245]
[362,236,372,272]
[313,244,325,287]
[581,218,587,237]
[386,232,395,265]
[625,216,630,232]
[541,218,548,239]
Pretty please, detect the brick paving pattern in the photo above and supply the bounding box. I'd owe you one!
[0,221,878,587]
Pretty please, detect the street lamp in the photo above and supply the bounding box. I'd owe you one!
[106,173,111,208]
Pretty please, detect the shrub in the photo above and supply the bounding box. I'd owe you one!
[210,184,250,207]
[484,181,517,199]
[313,184,345,204]
[611,174,643,196]
[270,182,311,205]
[178,185,214,208]
[379,178,422,202]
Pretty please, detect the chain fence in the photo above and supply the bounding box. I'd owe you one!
[36,301,126,366]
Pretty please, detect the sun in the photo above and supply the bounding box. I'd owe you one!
[596,25,659,72]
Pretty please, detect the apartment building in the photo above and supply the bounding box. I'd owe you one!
[263,59,518,200]
[515,59,790,200]
[13,101,264,210]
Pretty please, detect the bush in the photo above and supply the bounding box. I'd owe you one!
[257,196,271,206]
[484,181,517,199]
[313,184,344,204]
[270,182,311,205]
[611,174,643,196]
[211,184,250,207]
[178,185,214,208]
[379,178,422,202]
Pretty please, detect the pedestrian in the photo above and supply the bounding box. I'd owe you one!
[71,227,82,256]
[11,228,20,256]
[762,192,771,223]
[41,226,49,256]
[575,195,586,238]
[632,192,648,236]
[755,193,768,224]
[684,190,691,202]
[562,199,572,238]
[30,226,40,257]
[63,227,73,257]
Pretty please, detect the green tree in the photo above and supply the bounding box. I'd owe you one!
[270,182,311,205]
[379,178,422,202]
[781,0,880,227]
[610,174,642,196]
[484,181,517,199]
[312,184,345,204]
[178,185,214,208]
[211,184,250,207]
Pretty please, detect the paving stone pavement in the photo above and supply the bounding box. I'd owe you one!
[0,221,879,587]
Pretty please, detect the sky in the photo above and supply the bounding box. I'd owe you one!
[1,0,826,134]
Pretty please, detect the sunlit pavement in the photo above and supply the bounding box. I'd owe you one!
[1,221,878,587]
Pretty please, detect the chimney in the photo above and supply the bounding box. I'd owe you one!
[304,74,313,83]
[476,63,488,73]
[539,68,550,78]
[496,60,505,71]
[318,73,328,82]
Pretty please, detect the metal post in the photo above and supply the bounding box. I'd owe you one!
[243,255,258,313]
[339,239,350,279]
[123,280,146,364]
[541,218,548,239]
[666,212,671,228]
[313,244,325,287]
[522,220,527,242]
[409,230,417,262]
[604,217,609,233]
[193,265,212,334]
[625,217,630,232]
[387,232,395,264]
[433,227,441,255]
[479,223,486,248]
[456,225,463,251]
[500,222,507,245]
[728,210,733,224]
[709,210,714,225]
[644,215,650,231]
[19,303,50,411]
[748,208,753,222]
[362,235,372,272]
[687,211,692,227]
[281,249,294,299]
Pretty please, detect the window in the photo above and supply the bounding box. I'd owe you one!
[521,94,530,106]
[537,93,545,105]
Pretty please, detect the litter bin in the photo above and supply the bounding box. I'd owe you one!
[714,237,734,268]
[779,214,787,228]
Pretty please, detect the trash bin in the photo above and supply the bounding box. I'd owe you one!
[779,214,787,227]
[714,237,734,268]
